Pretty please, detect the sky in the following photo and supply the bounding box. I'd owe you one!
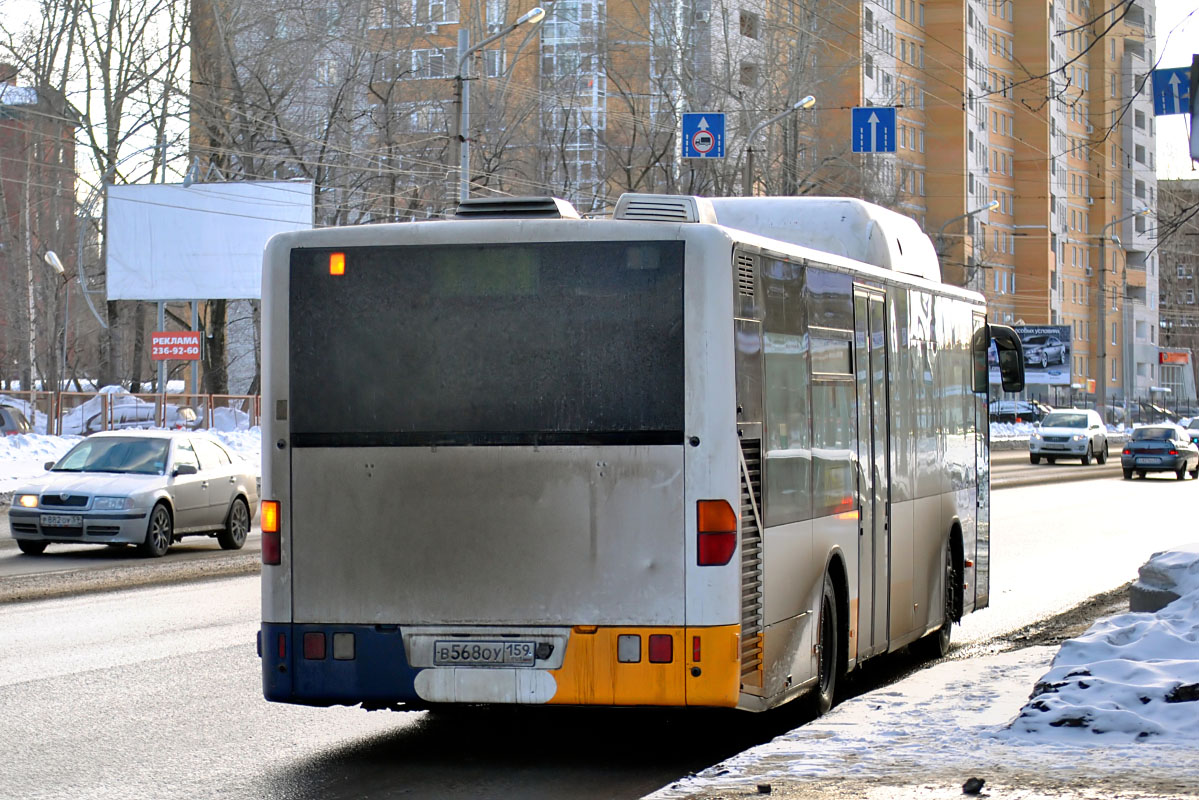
[1155,1,1199,179]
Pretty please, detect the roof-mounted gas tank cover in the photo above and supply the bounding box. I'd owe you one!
[454,196,581,219]
[613,193,718,224]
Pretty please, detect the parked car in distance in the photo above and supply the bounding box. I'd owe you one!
[0,405,32,436]
[1029,408,1108,466]
[6,430,258,557]
[83,400,199,434]
[1121,424,1199,481]
[1021,334,1067,368]
[990,400,1053,424]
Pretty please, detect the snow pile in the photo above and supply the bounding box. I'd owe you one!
[0,434,81,494]
[990,421,1036,440]
[1009,548,1199,742]
[1136,544,1199,597]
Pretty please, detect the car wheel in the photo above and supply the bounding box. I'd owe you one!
[1030,453,1041,465]
[139,503,173,558]
[16,540,47,555]
[1039,354,1048,368]
[1191,464,1198,479]
[1123,468,1133,480]
[1081,444,1092,466]
[915,538,955,660]
[1137,470,1147,479]
[1177,465,1187,481]
[1046,457,1056,465]
[218,497,250,551]
[807,573,841,717]
[1097,442,1107,465]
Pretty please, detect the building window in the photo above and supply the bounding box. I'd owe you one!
[739,10,761,39]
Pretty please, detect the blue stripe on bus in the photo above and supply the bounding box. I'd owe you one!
[261,623,421,708]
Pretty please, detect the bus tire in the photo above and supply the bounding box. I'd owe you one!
[915,538,956,660]
[808,573,840,716]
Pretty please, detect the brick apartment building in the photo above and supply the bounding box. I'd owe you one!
[0,63,80,390]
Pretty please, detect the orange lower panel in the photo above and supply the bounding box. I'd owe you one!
[548,625,741,707]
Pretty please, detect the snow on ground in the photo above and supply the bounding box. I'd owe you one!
[1007,545,1199,742]
[654,558,1199,796]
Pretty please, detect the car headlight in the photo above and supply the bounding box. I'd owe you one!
[1031,433,1042,441]
[93,496,135,511]
[1071,434,1085,442]
[16,494,38,508]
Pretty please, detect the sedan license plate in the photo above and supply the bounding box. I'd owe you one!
[1137,457,1161,465]
[41,514,82,527]
[433,640,536,667]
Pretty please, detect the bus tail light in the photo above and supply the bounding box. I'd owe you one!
[262,500,281,565]
[648,634,673,663]
[329,252,345,275]
[303,632,326,660]
[697,499,737,566]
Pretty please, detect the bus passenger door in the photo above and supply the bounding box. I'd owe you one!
[853,288,891,660]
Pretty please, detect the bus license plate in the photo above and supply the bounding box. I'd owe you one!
[42,514,82,527]
[433,640,536,667]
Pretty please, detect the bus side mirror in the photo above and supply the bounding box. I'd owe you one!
[989,324,1025,394]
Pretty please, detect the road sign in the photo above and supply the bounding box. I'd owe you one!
[851,107,896,153]
[682,113,725,158]
[1151,66,1192,116]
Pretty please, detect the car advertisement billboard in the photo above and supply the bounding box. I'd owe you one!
[1015,325,1072,385]
[989,325,1073,386]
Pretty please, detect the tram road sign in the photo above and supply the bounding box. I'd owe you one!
[682,113,725,158]
[851,107,896,153]
[1152,66,1192,116]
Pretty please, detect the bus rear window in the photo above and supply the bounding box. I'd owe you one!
[288,241,685,446]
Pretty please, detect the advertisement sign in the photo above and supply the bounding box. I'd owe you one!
[989,325,1073,386]
[151,331,202,361]
[1159,351,1190,365]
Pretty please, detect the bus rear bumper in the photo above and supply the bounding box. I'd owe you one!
[258,622,741,710]
[260,622,422,709]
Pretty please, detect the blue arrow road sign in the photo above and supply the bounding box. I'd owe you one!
[1152,66,1192,116]
[852,107,896,153]
[682,113,725,158]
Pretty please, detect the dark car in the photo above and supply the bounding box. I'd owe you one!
[0,406,32,436]
[1121,424,1199,480]
[1021,335,1067,369]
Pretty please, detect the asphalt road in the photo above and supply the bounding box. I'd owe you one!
[2,465,1196,799]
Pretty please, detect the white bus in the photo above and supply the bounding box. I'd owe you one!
[258,194,1025,713]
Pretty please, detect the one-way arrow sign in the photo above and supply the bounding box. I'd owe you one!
[1152,66,1192,116]
[851,107,896,153]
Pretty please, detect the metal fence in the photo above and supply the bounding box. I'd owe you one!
[0,391,260,435]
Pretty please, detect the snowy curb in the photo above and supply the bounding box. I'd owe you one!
[0,553,261,604]
[1130,543,1199,612]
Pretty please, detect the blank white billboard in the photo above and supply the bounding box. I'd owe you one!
[107,180,313,300]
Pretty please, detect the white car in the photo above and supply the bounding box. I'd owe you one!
[1028,408,1109,466]
[7,430,259,557]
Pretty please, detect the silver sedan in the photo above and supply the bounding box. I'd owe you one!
[7,430,259,557]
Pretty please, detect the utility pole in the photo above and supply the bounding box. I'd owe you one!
[24,123,35,392]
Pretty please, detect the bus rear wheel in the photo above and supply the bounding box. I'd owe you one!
[808,573,840,716]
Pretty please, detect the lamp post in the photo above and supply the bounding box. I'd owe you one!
[43,251,67,395]
[450,6,545,206]
[1096,206,1150,421]
[742,96,815,197]
[934,199,999,290]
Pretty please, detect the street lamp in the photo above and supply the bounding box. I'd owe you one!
[934,199,1000,285]
[742,95,816,197]
[451,6,545,206]
[1096,205,1151,421]
[43,251,68,397]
